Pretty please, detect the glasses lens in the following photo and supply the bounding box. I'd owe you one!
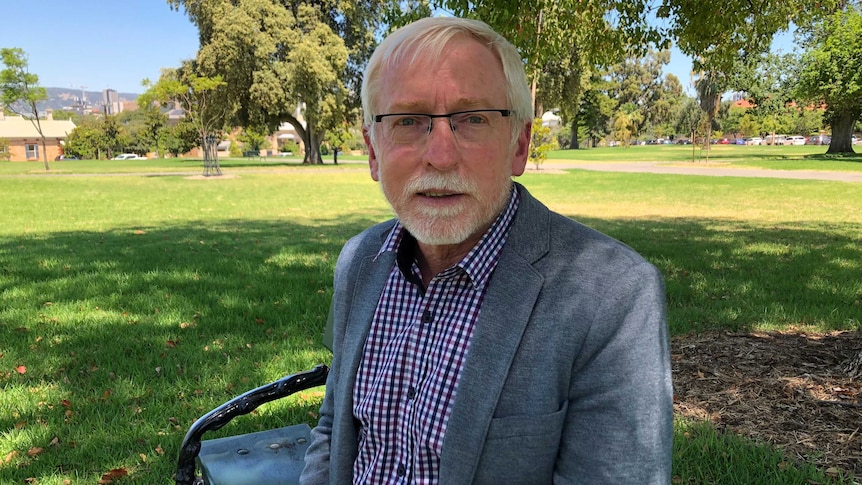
[379,110,508,145]
[450,111,501,143]
[385,115,431,144]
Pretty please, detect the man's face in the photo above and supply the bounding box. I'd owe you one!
[364,36,531,248]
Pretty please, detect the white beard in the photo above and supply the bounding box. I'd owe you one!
[379,166,512,246]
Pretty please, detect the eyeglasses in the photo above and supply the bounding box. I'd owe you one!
[373,109,512,145]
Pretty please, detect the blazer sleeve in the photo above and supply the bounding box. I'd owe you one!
[555,260,673,484]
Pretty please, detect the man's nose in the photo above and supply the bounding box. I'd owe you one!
[422,119,460,170]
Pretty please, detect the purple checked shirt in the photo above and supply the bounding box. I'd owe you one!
[352,188,520,484]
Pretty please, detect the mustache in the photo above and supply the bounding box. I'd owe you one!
[403,173,478,194]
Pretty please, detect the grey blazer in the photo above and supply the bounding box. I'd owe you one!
[301,183,673,484]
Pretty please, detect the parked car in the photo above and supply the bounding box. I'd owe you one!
[853,134,860,145]
[734,138,746,145]
[744,137,764,145]
[717,137,732,144]
[763,134,787,145]
[54,155,79,160]
[112,153,147,160]
[783,135,807,146]
[806,135,831,145]
[676,138,692,145]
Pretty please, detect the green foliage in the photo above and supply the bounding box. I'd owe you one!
[237,125,270,152]
[169,0,367,164]
[529,117,558,169]
[280,140,300,154]
[228,138,243,157]
[64,116,131,160]
[160,119,200,157]
[795,5,862,153]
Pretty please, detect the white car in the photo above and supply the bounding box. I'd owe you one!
[744,137,763,145]
[783,136,807,146]
[112,153,147,160]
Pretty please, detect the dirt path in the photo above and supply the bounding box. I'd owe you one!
[539,161,862,183]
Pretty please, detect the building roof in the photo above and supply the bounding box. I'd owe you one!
[0,114,76,138]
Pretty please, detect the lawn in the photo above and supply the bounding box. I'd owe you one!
[1,155,860,484]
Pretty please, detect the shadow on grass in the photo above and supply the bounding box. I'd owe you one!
[0,216,376,482]
[1,213,860,482]
[576,216,862,334]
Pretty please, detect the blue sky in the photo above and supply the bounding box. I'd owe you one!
[2,0,199,94]
[2,1,792,96]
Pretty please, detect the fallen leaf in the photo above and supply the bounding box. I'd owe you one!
[165,340,177,348]
[97,467,130,484]
[4,450,18,464]
[50,436,60,446]
[60,399,71,407]
[16,365,26,374]
[27,447,44,457]
[155,444,164,455]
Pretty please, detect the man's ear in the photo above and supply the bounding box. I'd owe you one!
[510,121,532,177]
[363,126,380,181]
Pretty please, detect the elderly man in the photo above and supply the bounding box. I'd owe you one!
[301,16,672,484]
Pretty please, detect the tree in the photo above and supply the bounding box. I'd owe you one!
[529,118,558,169]
[0,48,50,170]
[795,5,862,154]
[730,52,797,146]
[695,70,725,162]
[159,119,199,157]
[64,115,129,160]
[141,67,228,175]
[167,0,375,164]
[675,98,703,160]
[236,125,269,155]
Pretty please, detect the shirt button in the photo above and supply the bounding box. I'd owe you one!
[422,310,433,323]
[407,386,417,400]
[397,464,406,476]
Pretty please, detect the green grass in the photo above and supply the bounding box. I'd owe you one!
[1,158,860,483]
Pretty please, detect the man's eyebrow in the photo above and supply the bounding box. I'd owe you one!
[386,98,494,113]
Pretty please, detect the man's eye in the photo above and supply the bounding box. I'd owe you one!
[394,117,422,127]
[459,114,488,125]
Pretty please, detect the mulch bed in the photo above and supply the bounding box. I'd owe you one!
[672,331,862,480]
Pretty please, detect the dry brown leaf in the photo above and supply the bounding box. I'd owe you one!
[4,450,18,464]
[27,447,44,457]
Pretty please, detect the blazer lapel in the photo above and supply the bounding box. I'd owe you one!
[439,184,550,483]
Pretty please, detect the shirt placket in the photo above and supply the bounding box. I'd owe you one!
[396,274,446,483]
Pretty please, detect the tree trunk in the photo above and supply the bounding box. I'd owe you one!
[825,109,858,154]
[704,117,713,163]
[568,114,580,150]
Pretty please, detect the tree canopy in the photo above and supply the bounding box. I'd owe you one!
[0,47,50,169]
[795,5,862,153]
[166,0,376,164]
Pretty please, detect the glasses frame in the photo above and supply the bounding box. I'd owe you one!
[373,109,512,144]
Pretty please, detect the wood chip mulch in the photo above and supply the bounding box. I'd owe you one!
[672,331,862,480]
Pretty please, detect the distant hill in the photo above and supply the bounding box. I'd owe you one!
[37,87,140,112]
